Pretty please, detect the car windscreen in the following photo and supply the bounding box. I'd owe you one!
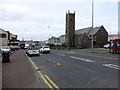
[43,47,49,48]
[1,46,9,49]
[29,48,39,50]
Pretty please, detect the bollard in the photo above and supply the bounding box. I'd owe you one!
[2,52,10,63]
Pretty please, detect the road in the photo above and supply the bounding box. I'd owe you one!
[28,49,119,88]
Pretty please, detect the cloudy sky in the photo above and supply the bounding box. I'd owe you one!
[0,0,119,41]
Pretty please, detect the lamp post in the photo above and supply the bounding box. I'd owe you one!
[91,0,94,53]
[47,26,51,45]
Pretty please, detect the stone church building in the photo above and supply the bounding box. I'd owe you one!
[65,11,108,48]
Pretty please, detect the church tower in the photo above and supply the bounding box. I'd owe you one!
[65,11,75,48]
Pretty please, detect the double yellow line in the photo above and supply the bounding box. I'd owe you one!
[27,56,60,90]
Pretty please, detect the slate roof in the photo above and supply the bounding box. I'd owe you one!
[75,27,91,35]
[0,28,6,32]
[75,26,102,35]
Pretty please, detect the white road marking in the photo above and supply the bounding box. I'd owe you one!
[38,66,46,69]
[52,63,61,67]
[102,64,120,70]
[48,59,51,61]
[52,64,58,67]
[57,53,65,56]
[70,56,96,63]
[57,63,61,66]
[67,52,76,54]
[53,61,56,63]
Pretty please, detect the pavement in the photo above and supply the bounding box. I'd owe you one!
[2,50,44,89]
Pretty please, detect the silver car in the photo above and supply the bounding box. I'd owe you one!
[0,46,11,53]
[26,47,40,56]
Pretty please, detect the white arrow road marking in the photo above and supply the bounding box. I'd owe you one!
[70,56,96,63]
[102,64,120,70]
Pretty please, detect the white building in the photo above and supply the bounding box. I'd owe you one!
[0,28,9,46]
[0,28,18,46]
[58,35,65,45]
[48,36,59,45]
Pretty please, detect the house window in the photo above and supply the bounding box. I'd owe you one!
[90,35,95,37]
[89,35,92,37]
[0,34,6,38]
[12,37,17,40]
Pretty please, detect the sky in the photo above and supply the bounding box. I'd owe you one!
[0,0,119,41]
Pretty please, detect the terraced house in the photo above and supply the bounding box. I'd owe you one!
[0,28,18,46]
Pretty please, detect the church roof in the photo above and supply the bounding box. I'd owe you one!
[75,26,102,35]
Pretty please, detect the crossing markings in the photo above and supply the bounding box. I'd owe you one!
[27,55,60,90]
[102,64,120,70]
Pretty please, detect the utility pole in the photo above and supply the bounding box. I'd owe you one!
[91,0,94,53]
[118,1,120,39]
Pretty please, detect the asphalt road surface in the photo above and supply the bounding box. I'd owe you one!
[29,49,119,88]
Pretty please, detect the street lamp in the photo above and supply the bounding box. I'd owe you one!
[91,0,94,53]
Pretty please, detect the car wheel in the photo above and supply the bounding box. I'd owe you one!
[28,54,32,57]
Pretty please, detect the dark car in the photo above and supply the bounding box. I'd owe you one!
[9,46,16,51]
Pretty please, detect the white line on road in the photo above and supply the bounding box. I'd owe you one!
[57,63,61,66]
[53,61,56,63]
[38,66,46,69]
[48,59,51,61]
[102,64,120,70]
[52,64,58,67]
[67,52,76,54]
[57,53,65,56]
[70,56,96,63]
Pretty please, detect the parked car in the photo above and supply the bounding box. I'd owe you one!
[24,46,30,50]
[9,46,16,51]
[26,47,40,56]
[0,46,11,53]
[39,46,51,53]
[15,46,20,50]
[103,44,110,49]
